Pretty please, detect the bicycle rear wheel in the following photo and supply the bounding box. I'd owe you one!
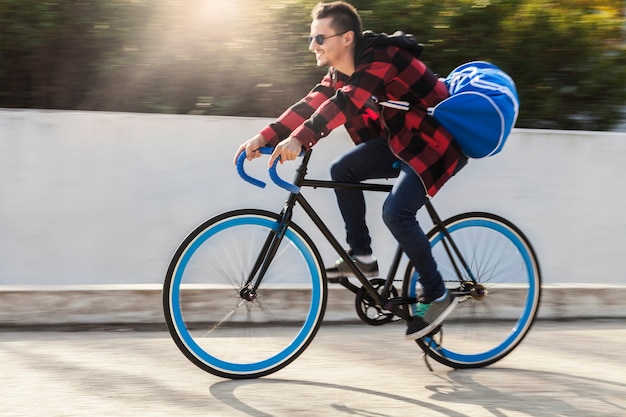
[402,212,541,368]
[163,209,326,379]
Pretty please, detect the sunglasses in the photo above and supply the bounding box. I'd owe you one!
[308,30,349,45]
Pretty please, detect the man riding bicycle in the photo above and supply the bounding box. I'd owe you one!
[234,1,466,339]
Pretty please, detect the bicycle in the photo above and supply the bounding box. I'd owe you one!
[163,147,541,379]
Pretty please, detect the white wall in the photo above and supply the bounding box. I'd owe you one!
[1,109,625,285]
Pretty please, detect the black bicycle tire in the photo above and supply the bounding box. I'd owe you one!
[402,211,542,369]
[163,208,328,379]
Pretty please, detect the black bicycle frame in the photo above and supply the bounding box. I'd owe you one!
[241,150,476,320]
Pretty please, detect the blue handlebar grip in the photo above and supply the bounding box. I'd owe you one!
[236,146,301,194]
[268,157,301,194]
[236,151,266,189]
[258,147,274,155]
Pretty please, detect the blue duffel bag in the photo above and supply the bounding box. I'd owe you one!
[429,61,520,158]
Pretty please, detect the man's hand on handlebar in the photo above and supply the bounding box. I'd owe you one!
[269,137,305,167]
[233,134,267,166]
[235,137,305,194]
[234,135,304,167]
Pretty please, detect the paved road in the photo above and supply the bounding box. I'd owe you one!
[1,320,624,417]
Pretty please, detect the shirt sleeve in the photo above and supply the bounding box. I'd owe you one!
[291,55,398,149]
[259,71,336,146]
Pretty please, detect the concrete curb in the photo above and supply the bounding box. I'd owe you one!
[1,284,625,327]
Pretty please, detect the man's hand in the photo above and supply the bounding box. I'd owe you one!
[233,134,267,165]
[269,137,304,167]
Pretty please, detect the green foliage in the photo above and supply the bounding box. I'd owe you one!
[0,0,624,130]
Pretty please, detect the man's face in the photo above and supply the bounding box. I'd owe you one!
[309,17,347,68]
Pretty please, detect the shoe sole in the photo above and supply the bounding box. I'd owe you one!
[405,297,459,341]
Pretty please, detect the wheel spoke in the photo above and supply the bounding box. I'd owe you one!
[164,210,326,379]
[404,213,541,368]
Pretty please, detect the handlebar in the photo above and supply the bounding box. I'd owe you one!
[236,147,301,194]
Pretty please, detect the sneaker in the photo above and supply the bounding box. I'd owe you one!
[405,290,458,340]
[325,252,379,281]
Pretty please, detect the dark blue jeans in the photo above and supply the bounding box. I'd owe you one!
[330,137,446,301]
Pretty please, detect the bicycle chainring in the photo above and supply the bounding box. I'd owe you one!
[355,278,399,326]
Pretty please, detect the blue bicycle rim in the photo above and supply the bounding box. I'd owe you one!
[168,215,323,375]
[411,217,538,364]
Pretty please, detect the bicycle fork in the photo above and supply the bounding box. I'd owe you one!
[240,154,317,301]
[240,199,296,301]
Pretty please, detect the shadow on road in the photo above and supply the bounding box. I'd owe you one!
[210,367,626,417]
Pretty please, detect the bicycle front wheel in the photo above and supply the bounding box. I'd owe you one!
[163,209,327,379]
[403,212,541,368]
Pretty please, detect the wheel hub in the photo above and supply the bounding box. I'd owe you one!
[240,287,257,301]
[468,283,487,299]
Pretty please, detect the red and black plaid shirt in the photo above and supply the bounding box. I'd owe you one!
[259,34,464,196]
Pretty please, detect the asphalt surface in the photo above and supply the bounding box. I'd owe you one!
[0,319,624,417]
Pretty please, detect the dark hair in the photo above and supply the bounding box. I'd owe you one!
[311,1,362,40]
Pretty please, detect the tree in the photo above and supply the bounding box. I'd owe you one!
[0,0,624,131]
